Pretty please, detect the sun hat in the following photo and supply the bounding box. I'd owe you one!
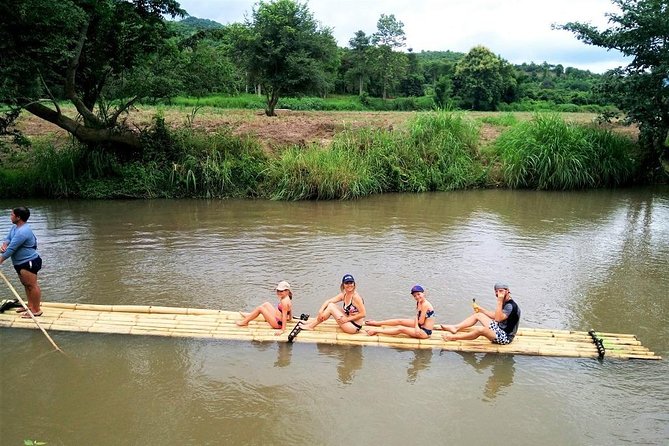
[342,274,355,283]
[494,282,509,290]
[276,281,291,291]
[411,285,425,294]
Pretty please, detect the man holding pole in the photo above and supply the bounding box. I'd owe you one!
[1,207,43,318]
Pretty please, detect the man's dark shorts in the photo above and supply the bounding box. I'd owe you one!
[14,256,42,275]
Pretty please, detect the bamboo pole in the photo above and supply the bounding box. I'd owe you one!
[0,270,63,353]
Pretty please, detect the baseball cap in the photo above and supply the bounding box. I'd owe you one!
[342,274,355,283]
[411,285,424,294]
[494,282,509,290]
[276,281,291,291]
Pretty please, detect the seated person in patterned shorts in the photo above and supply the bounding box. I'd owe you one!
[441,282,520,344]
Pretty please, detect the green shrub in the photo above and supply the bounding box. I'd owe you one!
[493,113,640,189]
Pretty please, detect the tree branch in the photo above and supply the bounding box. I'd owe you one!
[65,17,103,127]
[37,71,61,115]
[109,96,139,126]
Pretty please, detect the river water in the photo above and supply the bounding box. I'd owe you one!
[1,188,668,445]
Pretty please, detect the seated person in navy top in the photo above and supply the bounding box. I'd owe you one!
[442,282,520,345]
[365,285,436,339]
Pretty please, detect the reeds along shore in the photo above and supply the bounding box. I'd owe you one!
[0,302,660,360]
[0,112,641,200]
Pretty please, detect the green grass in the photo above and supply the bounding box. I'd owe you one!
[165,94,437,112]
[0,111,644,199]
[493,113,640,189]
[265,112,486,199]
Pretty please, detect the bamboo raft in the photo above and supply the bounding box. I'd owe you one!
[0,302,661,360]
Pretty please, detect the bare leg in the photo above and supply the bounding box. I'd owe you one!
[236,302,279,328]
[366,318,413,327]
[301,303,360,334]
[442,325,496,342]
[19,270,41,314]
[442,313,491,333]
[366,326,428,339]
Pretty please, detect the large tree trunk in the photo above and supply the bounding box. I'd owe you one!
[358,76,364,96]
[265,90,279,117]
[24,102,141,149]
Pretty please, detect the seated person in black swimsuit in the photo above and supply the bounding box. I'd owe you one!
[299,274,366,334]
[365,285,435,339]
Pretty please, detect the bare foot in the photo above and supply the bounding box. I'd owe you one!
[298,322,313,331]
[365,320,381,326]
[365,329,378,336]
[441,324,457,334]
[442,334,455,341]
[235,321,248,327]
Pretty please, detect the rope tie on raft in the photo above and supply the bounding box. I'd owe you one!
[588,329,606,359]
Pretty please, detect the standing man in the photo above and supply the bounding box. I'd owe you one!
[441,282,520,344]
[1,207,43,317]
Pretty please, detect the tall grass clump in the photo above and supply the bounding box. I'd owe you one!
[265,112,486,200]
[494,114,639,189]
[169,129,268,198]
[372,112,485,192]
[266,141,384,200]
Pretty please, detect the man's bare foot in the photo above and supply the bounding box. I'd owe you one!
[298,321,313,330]
[235,321,248,327]
[365,329,378,336]
[442,334,456,341]
[365,320,381,326]
[440,324,457,334]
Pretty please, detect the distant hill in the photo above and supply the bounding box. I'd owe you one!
[179,16,224,30]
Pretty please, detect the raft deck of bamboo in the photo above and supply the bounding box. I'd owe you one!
[0,302,660,360]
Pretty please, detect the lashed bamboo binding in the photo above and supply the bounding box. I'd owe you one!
[0,302,661,360]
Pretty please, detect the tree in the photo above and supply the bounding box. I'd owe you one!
[371,14,407,99]
[241,0,338,116]
[453,46,516,110]
[559,0,669,176]
[348,30,372,96]
[0,0,185,153]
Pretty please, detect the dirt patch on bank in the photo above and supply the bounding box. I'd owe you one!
[9,107,638,152]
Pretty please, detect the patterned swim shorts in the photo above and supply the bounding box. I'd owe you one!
[489,321,510,345]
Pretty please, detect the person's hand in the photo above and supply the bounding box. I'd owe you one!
[0,243,7,253]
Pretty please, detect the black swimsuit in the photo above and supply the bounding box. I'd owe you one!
[343,297,362,331]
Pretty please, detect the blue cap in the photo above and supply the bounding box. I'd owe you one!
[342,274,355,283]
[494,282,509,290]
[411,285,424,294]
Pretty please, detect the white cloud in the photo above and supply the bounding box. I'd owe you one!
[177,0,630,72]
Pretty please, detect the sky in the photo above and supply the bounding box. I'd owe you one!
[176,0,630,73]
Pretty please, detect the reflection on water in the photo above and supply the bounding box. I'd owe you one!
[316,343,364,384]
[1,187,668,445]
[456,352,516,402]
[406,349,433,383]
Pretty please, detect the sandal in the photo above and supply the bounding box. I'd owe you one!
[20,311,42,318]
[15,307,28,313]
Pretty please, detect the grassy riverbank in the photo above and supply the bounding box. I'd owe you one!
[0,109,643,199]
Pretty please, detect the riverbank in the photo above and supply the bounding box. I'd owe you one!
[0,108,645,199]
